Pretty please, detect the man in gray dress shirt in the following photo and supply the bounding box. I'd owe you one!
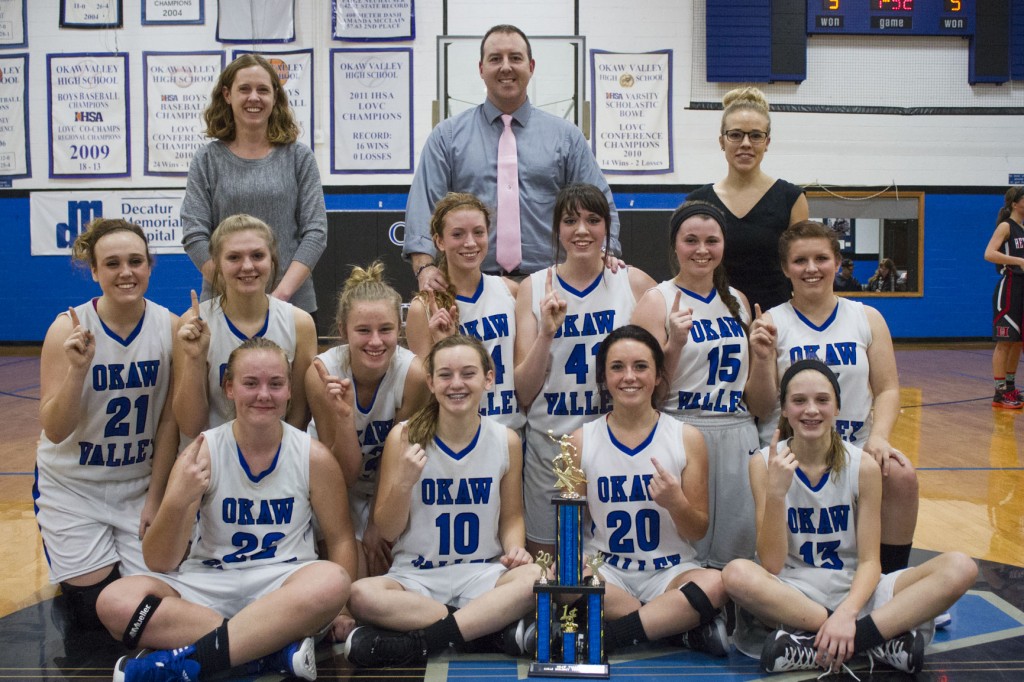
[404,24,620,291]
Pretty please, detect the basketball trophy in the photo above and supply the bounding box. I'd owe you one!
[529,432,609,678]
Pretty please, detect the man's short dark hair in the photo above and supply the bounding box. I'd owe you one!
[841,258,853,267]
[480,24,533,62]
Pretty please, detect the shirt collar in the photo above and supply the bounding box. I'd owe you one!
[484,98,532,126]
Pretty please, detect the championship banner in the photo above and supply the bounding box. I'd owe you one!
[142,0,204,25]
[0,54,29,178]
[0,0,27,48]
[144,51,223,176]
[332,0,414,41]
[590,50,672,174]
[233,49,313,149]
[31,190,186,255]
[59,0,122,28]
[330,48,411,173]
[47,53,130,178]
[216,0,294,43]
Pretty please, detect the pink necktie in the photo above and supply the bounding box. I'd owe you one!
[496,114,521,273]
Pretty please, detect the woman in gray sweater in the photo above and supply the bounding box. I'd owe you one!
[181,54,327,315]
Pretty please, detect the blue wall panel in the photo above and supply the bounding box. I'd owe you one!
[0,192,1005,342]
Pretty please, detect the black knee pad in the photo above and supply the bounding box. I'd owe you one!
[679,581,718,625]
[122,595,163,649]
[59,564,121,631]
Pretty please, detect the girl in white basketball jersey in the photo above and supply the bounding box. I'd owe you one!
[405,192,524,432]
[36,218,177,631]
[722,360,975,676]
[97,338,356,682]
[749,221,919,577]
[343,335,541,669]
[306,261,430,578]
[174,214,317,436]
[570,325,730,656]
[515,183,656,556]
[632,201,776,568]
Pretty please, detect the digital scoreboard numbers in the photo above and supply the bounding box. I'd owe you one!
[809,0,975,36]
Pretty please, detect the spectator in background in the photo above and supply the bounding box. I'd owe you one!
[834,258,862,292]
[867,258,899,293]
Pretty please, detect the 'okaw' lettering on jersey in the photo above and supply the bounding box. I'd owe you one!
[92,360,161,390]
[788,342,857,365]
[222,497,295,525]
[787,504,850,534]
[359,419,394,448]
[597,474,654,502]
[688,316,745,342]
[421,477,493,505]
[553,310,615,338]
[459,313,510,341]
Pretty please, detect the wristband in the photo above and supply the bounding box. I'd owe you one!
[415,263,436,277]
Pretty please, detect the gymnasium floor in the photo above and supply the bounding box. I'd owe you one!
[1,344,1021,681]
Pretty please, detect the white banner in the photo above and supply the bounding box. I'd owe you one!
[31,190,186,255]
[590,50,672,174]
[60,0,122,28]
[144,52,223,176]
[47,53,130,178]
[0,0,26,47]
[330,48,412,173]
[332,0,414,41]
[234,49,313,149]
[142,0,204,24]
[217,0,294,43]
[0,54,29,178]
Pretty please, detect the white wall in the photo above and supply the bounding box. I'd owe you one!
[9,0,1024,190]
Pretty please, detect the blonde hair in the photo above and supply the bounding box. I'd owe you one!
[721,87,771,134]
[71,218,152,269]
[406,335,492,447]
[335,261,402,341]
[209,214,280,300]
[222,337,290,388]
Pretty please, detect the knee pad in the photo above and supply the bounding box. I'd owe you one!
[122,595,163,649]
[679,581,718,625]
[59,564,121,631]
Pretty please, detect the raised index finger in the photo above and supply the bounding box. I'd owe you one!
[190,289,201,319]
[545,267,553,296]
[427,289,439,315]
[650,456,666,476]
[768,429,780,457]
[67,306,81,329]
[754,303,763,320]
[671,291,681,314]
[313,357,330,382]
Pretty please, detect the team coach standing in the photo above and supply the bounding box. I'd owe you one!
[404,24,620,291]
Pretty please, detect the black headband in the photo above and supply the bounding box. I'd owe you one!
[669,201,729,242]
[780,358,841,410]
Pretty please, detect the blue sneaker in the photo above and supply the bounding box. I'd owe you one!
[113,646,200,682]
[244,636,316,680]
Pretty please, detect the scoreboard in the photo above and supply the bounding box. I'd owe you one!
[808,0,976,36]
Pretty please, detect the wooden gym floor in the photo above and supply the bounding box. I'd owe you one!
[0,344,1021,680]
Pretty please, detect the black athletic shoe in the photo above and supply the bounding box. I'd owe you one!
[499,618,537,656]
[759,628,818,674]
[868,630,925,674]
[679,612,729,657]
[343,626,428,668]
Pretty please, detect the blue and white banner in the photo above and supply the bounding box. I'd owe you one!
[47,53,130,178]
[31,190,186,255]
[217,0,294,43]
[142,0,204,25]
[332,0,414,41]
[0,0,27,48]
[330,48,412,173]
[144,51,223,176]
[590,50,672,174]
[0,53,29,178]
[233,49,313,149]
[60,0,122,28]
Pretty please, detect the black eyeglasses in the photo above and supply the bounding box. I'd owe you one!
[723,129,769,144]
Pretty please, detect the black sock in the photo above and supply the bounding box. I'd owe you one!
[853,615,886,653]
[605,611,647,652]
[880,543,912,573]
[421,613,465,654]
[189,620,232,675]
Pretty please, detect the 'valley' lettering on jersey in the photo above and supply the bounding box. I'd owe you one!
[78,439,151,467]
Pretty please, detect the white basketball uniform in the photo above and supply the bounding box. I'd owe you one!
[308,344,413,536]
[653,281,760,566]
[202,296,297,429]
[387,418,510,606]
[770,298,873,446]
[580,414,701,602]
[456,274,524,431]
[524,266,637,544]
[35,299,173,581]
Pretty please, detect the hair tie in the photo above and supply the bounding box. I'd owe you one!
[780,358,842,410]
[669,201,729,241]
